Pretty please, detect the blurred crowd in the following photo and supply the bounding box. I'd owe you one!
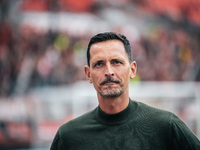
[1,21,200,97]
[0,0,200,97]
[0,22,88,96]
[0,1,200,148]
[134,27,200,81]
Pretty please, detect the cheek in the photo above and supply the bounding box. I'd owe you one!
[91,72,101,84]
[118,68,130,80]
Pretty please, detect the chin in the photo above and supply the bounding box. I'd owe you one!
[100,89,123,98]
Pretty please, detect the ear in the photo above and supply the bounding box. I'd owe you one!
[84,65,92,83]
[130,61,137,79]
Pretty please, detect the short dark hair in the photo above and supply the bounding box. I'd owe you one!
[86,32,132,66]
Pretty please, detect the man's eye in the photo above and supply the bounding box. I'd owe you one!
[94,62,103,67]
[113,60,121,65]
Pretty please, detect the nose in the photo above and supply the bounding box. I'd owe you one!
[105,64,114,76]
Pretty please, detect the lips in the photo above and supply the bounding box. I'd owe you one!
[103,82,116,85]
[100,77,120,86]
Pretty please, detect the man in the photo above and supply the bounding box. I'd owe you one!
[50,32,200,149]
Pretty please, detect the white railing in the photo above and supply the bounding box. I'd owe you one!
[0,81,199,146]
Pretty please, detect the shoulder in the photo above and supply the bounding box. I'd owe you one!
[135,100,173,114]
[50,109,97,149]
[58,108,96,134]
[132,100,175,124]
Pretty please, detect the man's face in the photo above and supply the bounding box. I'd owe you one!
[84,40,136,98]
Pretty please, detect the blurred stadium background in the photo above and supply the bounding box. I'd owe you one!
[0,0,200,149]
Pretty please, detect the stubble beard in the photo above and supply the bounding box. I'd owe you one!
[99,86,127,98]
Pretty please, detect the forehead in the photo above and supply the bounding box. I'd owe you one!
[91,39,124,49]
[90,40,128,59]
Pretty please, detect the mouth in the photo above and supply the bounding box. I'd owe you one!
[103,82,116,85]
[100,78,120,86]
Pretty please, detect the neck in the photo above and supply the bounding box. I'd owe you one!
[97,92,130,114]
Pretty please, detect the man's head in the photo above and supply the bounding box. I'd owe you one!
[87,32,133,67]
[84,32,136,99]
